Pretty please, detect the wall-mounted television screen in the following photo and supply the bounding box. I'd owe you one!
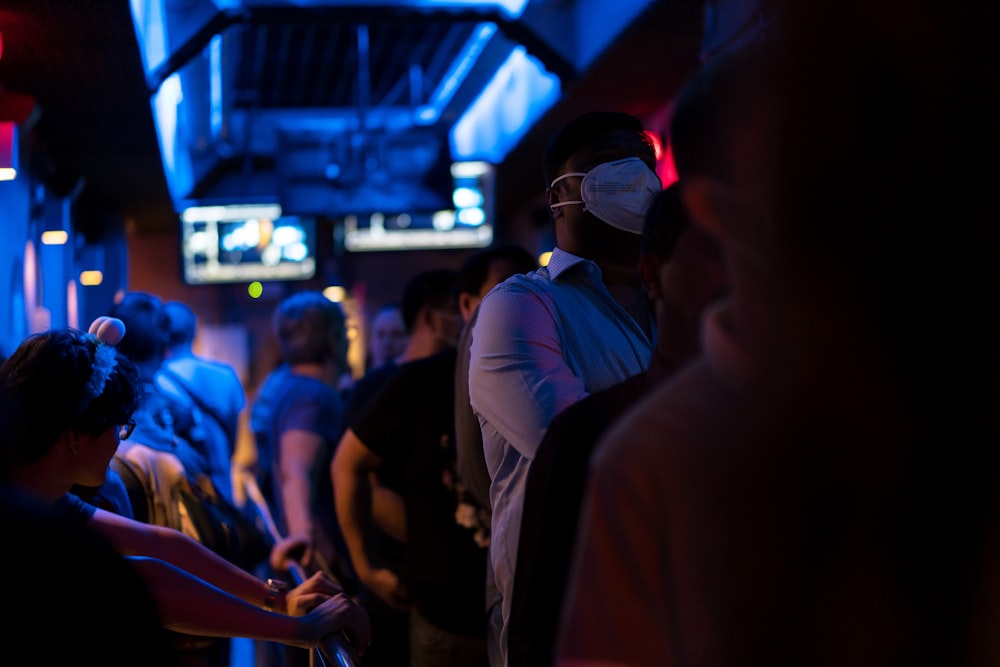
[179,203,316,285]
[337,161,495,252]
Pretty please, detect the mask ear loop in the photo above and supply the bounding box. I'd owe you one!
[548,172,588,212]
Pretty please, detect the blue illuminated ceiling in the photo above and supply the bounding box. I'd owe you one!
[129,0,657,213]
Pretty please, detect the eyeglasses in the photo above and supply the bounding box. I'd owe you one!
[117,420,136,441]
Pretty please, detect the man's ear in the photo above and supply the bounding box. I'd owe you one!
[458,293,479,323]
[545,188,563,221]
[638,251,663,302]
[59,429,81,456]
[419,306,434,329]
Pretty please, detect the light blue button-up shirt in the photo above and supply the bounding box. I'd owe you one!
[468,246,654,663]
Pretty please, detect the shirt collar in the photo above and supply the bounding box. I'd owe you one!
[546,247,594,280]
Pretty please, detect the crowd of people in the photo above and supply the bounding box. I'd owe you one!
[1,2,997,666]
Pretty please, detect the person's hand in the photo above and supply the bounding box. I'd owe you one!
[286,571,344,616]
[362,566,411,611]
[270,534,312,572]
[294,592,372,654]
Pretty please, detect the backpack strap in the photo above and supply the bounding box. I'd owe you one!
[160,367,238,447]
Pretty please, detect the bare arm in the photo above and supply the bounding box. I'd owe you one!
[231,406,259,508]
[278,428,323,544]
[369,471,406,542]
[91,508,282,606]
[331,428,381,580]
[128,556,370,650]
[331,428,410,610]
[87,510,370,650]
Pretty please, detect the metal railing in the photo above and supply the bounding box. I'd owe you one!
[240,473,362,667]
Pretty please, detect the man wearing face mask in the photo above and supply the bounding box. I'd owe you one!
[468,111,661,667]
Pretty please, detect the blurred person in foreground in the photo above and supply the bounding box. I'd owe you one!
[556,3,1000,665]
[507,183,727,667]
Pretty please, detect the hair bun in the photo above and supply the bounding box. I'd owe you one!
[87,316,126,346]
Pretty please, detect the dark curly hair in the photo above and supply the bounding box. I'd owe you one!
[0,329,141,470]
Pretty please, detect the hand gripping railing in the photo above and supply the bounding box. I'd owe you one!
[239,472,362,667]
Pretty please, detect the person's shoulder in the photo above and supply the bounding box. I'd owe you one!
[366,360,400,382]
[402,347,457,372]
[194,355,242,380]
[351,362,399,394]
[53,491,99,523]
[475,270,554,325]
[174,356,243,390]
[490,266,547,293]
[278,372,337,400]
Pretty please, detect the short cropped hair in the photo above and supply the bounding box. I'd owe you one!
[164,301,198,347]
[273,291,348,367]
[542,111,656,185]
[453,244,537,298]
[0,329,141,468]
[400,269,458,333]
[109,292,170,365]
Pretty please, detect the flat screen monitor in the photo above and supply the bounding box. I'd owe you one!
[338,161,494,252]
[179,203,316,285]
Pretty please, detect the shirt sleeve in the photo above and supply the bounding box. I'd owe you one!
[58,493,99,525]
[469,280,588,460]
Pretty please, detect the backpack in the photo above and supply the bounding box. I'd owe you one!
[155,367,235,501]
[112,443,273,572]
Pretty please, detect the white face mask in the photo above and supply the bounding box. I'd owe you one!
[549,157,662,233]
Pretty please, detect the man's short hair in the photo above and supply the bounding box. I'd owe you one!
[163,301,197,347]
[454,244,537,298]
[400,268,458,333]
[108,292,169,365]
[542,111,656,185]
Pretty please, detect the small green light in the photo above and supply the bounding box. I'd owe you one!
[248,281,263,299]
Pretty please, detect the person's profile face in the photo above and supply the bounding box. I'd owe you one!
[551,128,655,252]
[76,426,120,488]
[429,299,462,349]
[369,307,407,367]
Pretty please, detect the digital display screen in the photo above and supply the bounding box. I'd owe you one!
[179,203,316,285]
[338,161,494,252]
